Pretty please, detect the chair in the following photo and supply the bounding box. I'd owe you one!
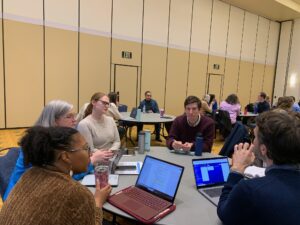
[218,122,250,157]
[0,147,20,198]
[215,109,232,139]
[118,104,128,112]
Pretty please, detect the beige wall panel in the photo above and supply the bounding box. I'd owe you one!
[223,58,239,101]
[80,0,112,33]
[165,49,189,115]
[241,12,258,62]
[112,0,143,41]
[250,64,264,102]
[141,44,167,108]
[187,53,208,97]
[45,0,78,27]
[112,39,141,66]
[79,34,110,107]
[226,6,244,59]
[208,55,225,74]
[143,0,169,45]
[169,0,193,48]
[254,17,269,64]
[5,20,43,127]
[191,0,212,53]
[263,66,275,101]
[208,74,223,101]
[273,21,292,101]
[4,0,42,21]
[266,21,280,65]
[45,27,78,111]
[237,61,253,107]
[0,20,4,128]
[210,0,229,56]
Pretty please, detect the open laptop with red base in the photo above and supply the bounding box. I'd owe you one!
[108,155,184,224]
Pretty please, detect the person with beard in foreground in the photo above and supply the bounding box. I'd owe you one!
[217,111,300,225]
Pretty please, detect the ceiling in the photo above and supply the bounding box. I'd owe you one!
[221,0,300,22]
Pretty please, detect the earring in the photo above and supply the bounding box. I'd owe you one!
[69,165,73,177]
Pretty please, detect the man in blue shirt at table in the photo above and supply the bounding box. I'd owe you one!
[217,111,300,225]
[137,91,162,142]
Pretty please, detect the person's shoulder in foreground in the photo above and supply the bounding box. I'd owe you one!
[217,110,300,225]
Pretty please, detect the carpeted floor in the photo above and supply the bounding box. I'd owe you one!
[0,126,224,223]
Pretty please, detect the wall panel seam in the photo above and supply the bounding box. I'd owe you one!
[262,20,271,91]
[163,0,172,109]
[186,0,195,97]
[139,0,145,103]
[1,0,6,128]
[236,11,246,94]
[249,16,260,102]
[205,0,214,94]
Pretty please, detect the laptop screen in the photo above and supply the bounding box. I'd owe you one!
[136,155,184,202]
[192,157,230,188]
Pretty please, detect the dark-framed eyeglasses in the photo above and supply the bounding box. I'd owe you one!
[98,100,110,107]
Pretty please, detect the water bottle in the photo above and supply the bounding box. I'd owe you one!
[143,105,146,113]
[195,133,203,156]
[144,130,151,151]
[136,108,141,121]
[138,131,145,154]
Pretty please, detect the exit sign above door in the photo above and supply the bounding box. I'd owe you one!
[122,51,132,59]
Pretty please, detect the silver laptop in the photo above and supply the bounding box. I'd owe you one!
[192,157,230,206]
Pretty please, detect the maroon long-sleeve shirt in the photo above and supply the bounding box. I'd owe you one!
[166,114,215,152]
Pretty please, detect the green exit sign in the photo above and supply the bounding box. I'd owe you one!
[122,51,132,59]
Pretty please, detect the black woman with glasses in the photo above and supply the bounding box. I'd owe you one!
[78,92,120,156]
[0,126,112,225]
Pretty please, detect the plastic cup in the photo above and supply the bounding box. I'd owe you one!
[159,108,165,117]
[94,163,109,189]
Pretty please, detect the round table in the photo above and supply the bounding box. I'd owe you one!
[89,147,222,225]
[119,112,176,144]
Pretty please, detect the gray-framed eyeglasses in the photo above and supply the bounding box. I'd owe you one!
[69,145,91,155]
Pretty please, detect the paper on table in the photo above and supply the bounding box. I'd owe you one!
[81,174,119,186]
[114,161,143,175]
[244,166,266,178]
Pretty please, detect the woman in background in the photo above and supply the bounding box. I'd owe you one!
[208,94,218,113]
[107,92,122,120]
[0,126,111,225]
[78,92,120,153]
[220,94,241,124]
[3,100,107,201]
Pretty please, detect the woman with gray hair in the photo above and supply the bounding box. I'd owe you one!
[3,100,106,201]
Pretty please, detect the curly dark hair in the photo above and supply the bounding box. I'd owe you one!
[225,94,239,105]
[255,111,300,164]
[20,126,79,166]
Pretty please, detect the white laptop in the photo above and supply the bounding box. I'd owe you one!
[192,157,230,206]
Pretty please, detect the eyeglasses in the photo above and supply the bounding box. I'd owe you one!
[63,113,77,119]
[69,145,91,155]
[98,100,110,107]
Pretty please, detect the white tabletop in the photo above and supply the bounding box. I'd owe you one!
[119,112,175,124]
[238,112,258,117]
[89,147,222,225]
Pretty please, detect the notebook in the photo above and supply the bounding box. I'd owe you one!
[108,155,184,224]
[192,157,230,206]
[129,107,137,119]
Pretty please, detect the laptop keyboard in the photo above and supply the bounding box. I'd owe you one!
[123,187,170,211]
[203,187,223,198]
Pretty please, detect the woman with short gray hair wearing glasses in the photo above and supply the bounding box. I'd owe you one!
[77,92,120,159]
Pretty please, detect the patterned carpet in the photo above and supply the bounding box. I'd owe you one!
[0,126,224,222]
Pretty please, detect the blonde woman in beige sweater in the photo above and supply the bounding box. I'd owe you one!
[77,92,120,159]
[0,126,111,225]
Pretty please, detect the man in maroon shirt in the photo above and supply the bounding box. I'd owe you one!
[166,96,215,153]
